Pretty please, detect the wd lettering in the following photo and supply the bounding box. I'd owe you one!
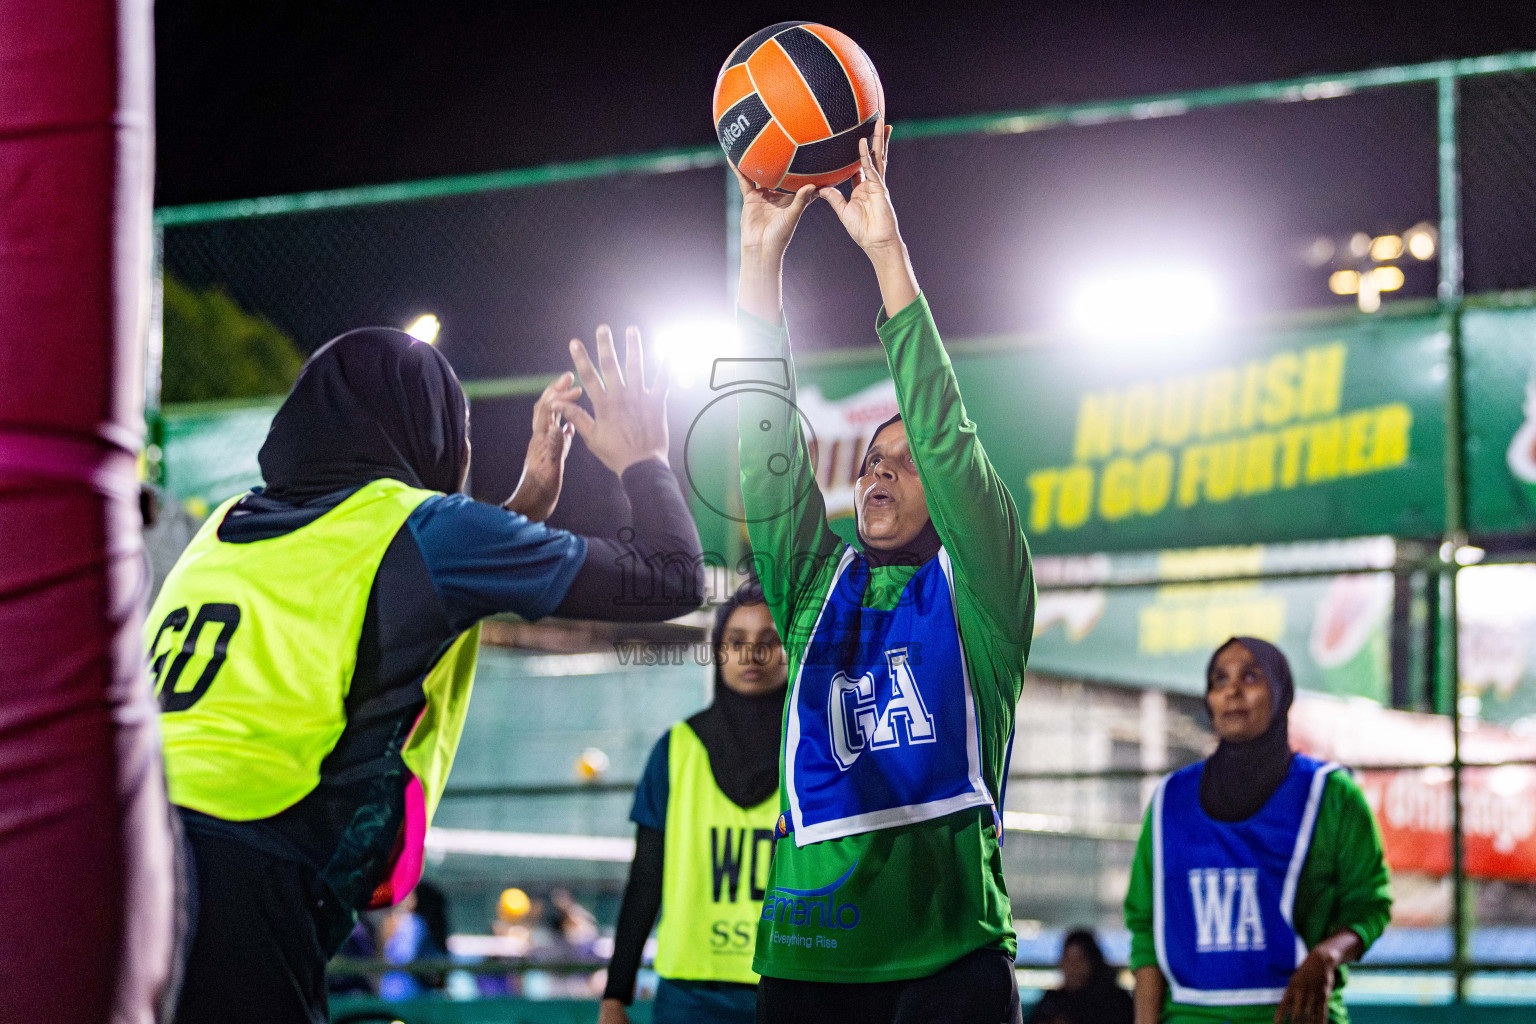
[762,861,861,940]
[828,646,936,771]
[710,827,774,903]
[1187,867,1267,952]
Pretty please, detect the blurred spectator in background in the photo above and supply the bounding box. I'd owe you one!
[1026,930,1132,1024]
[378,881,449,1001]
[544,887,601,959]
[600,582,788,1024]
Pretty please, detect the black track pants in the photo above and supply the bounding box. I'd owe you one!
[756,947,1023,1024]
[172,827,347,1024]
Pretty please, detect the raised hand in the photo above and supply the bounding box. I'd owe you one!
[736,168,818,323]
[503,371,580,521]
[557,325,670,475]
[736,168,818,261]
[816,116,900,252]
[816,115,919,315]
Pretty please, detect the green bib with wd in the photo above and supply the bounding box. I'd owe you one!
[654,722,779,984]
[145,479,479,855]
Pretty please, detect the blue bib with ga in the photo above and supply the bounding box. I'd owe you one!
[782,547,994,847]
[1153,754,1338,1006]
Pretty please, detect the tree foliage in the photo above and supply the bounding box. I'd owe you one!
[161,276,304,403]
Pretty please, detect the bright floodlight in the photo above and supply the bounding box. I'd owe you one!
[654,319,739,387]
[1406,225,1437,261]
[406,313,441,344]
[1068,267,1221,341]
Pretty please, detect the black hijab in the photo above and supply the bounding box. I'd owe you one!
[258,327,469,504]
[856,413,942,568]
[686,583,787,809]
[1200,636,1296,822]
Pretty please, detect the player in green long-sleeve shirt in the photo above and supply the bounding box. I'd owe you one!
[1124,637,1392,1024]
[731,120,1034,1024]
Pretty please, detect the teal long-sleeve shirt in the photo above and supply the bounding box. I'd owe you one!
[1124,768,1393,1024]
[737,295,1036,982]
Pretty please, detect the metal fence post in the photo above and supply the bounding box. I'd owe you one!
[1437,71,1470,1003]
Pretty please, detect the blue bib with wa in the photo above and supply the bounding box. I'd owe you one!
[782,547,994,847]
[1153,755,1338,1006]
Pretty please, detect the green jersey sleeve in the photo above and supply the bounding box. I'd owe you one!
[875,295,1036,644]
[735,308,845,642]
[1303,769,1393,952]
[1126,803,1158,971]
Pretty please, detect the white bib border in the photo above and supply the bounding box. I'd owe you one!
[783,546,993,848]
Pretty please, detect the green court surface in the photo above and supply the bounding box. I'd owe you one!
[330,997,1536,1024]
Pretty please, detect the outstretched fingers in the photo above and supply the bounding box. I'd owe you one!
[858,136,878,186]
[623,325,645,393]
[647,348,671,400]
[568,337,606,400]
[787,182,818,214]
[817,184,848,214]
[533,372,581,430]
[732,164,757,198]
[553,400,596,441]
[595,324,625,389]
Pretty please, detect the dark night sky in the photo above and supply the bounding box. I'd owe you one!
[152,3,1536,518]
[154,2,1536,205]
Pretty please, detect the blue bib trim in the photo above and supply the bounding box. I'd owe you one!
[1152,754,1338,1006]
[783,547,994,847]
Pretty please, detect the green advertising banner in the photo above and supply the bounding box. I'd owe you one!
[769,313,1452,555]
[1028,570,1395,703]
[1463,306,1536,538]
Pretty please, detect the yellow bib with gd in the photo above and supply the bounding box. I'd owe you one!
[654,721,779,984]
[145,478,479,826]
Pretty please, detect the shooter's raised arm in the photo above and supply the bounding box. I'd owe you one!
[733,173,842,630]
[818,121,1034,641]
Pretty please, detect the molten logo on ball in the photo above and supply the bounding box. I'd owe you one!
[719,113,751,148]
[713,22,884,193]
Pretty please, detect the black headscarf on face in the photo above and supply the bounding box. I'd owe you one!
[258,328,469,504]
[856,413,942,568]
[1200,636,1296,822]
[686,583,787,809]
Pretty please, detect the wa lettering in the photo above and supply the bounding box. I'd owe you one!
[1188,867,1266,952]
[828,646,936,771]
